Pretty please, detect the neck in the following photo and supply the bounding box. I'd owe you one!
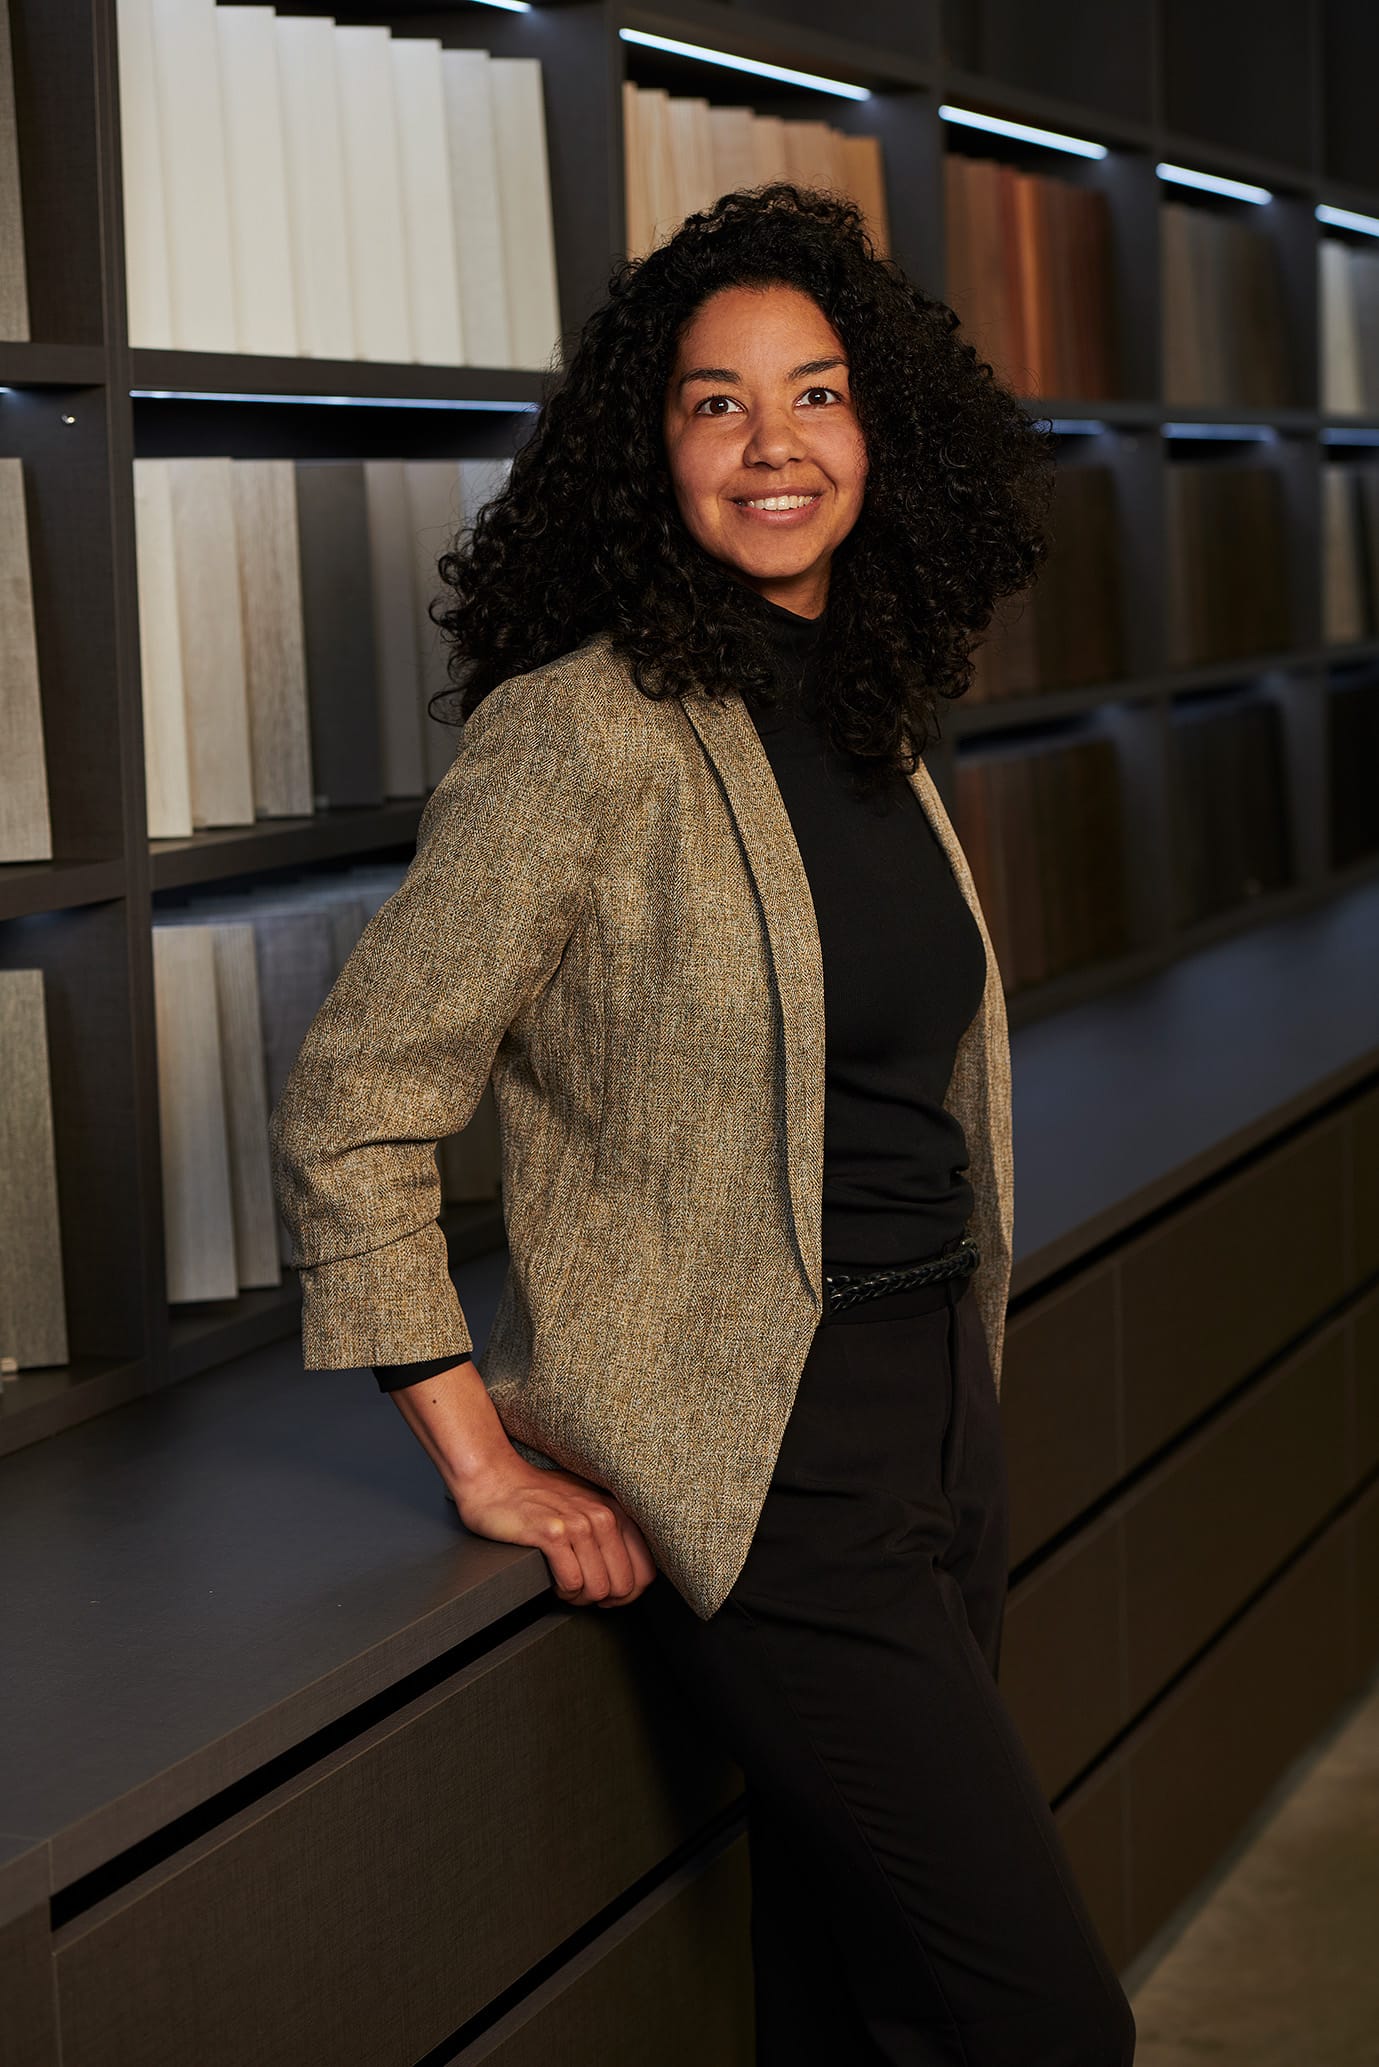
[732,567,829,620]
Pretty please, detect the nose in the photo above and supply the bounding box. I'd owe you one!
[741,398,805,469]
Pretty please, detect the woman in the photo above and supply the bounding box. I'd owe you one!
[269,185,1135,2064]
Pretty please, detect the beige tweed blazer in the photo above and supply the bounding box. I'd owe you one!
[268,630,1014,1621]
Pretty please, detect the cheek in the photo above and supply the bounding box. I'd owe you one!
[837,426,869,504]
[668,442,726,536]
[809,418,868,510]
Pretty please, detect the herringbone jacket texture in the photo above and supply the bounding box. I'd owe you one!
[267,630,1014,1621]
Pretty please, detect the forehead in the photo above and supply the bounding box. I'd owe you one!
[672,283,844,364]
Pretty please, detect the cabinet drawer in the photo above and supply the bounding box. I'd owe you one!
[1125,1518,1352,1947]
[1054,1758,1129,1978]
[1002,1515,1121,1797]
[0,1838,56,2067]
[55,1612,739,2067]
[1121,1121,1347,1467]
[459,1831,752,2066]
[1356,1289,1379,1481]
[1357,1476,1379,1677]
[1353,1083,1379,1278]
[1123,1325,1349,1711]
[1002,1264,1118,1562]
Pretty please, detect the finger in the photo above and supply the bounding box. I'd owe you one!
[593,1530,659,1606]
[585,1500,637,1598]
[535,1513,588,1601]
[557,1505,614,1604]
[585,1495,654,1579]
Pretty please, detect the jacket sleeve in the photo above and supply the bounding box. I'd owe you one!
[267,660,619,1371]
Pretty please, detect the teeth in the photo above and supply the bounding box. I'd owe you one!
[739,494,817,511]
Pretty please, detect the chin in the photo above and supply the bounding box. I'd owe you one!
[726,547,822,580]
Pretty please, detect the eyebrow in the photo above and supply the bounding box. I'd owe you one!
[675,355,848,391]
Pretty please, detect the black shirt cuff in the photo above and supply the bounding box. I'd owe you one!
[373,1352,476,1393]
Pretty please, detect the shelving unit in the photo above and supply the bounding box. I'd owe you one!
[2,0,1377,1459]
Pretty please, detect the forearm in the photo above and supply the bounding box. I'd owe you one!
[386,1358,518,1488]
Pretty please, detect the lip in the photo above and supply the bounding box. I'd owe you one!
[729,490,825,525]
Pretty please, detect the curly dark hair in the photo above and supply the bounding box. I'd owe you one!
[433,182,1055,794]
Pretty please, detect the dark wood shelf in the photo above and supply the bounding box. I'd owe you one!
[1158,648,1326,688]
[1318,176,1379,224]
[0,1354,147,1460]
[129,350,549,408]
[616,0,929,92]
[1018,403,1352,438]
[148,803,428,894]
[938,61,1157,156]
[0,855,125,921]
[129,353,550,461]
[951,652,1331,744]
[950,678,1160,738]
[1152,124,1319,197]
[166,1278,306,1386]
[1010,865,1379,1287]
[938,74,1379,210]
[983,821,1379,1038]
[0,340,106,386]
[1026,403,1325,435]
[1002,936,1171,1032]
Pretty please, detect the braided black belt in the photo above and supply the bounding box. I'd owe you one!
[823,1235,980,1317]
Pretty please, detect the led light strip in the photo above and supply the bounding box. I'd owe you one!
[1318,203,1379,237]
[938,104,1105,160]
[618,28,869,101]
[1157,162,1271,204]
[1162,422,1278,440]
[130,389,539,412]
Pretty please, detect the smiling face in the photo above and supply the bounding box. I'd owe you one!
[661,282,868,618]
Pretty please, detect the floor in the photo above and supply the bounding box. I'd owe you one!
[1123,1660,1379,2065]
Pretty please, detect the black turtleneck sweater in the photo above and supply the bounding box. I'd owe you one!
[735,585,986,1272]
[373,590,987,1391]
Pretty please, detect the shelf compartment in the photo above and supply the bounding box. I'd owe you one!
[147,802,426,895]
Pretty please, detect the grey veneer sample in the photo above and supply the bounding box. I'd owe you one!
[151,923,239,1303]
[363,459,426,800]
[156,912,281,1291]
[133,457,193,838]
[0,0,29,340]
[231,459,313,819]
[295,461,384,809]
[403,459,462,791]
[0,967,68,1368]
[0,457,50,861]
[165,457,256,828]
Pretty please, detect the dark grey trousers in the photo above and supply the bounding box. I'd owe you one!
[631,1268,1137,2066]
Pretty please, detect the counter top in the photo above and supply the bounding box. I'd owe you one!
[1011,874,1379,1289]
[5,873,1377,1911]
[1,1248,543,1901]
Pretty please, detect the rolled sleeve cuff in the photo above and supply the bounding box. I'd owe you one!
[295,1221,474,1372]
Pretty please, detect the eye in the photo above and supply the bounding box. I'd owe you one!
[692,393,745,417]
[800,386,845,407]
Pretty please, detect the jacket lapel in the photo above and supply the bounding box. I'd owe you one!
[681,685,1003,1320]
[681,688,828,1313]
